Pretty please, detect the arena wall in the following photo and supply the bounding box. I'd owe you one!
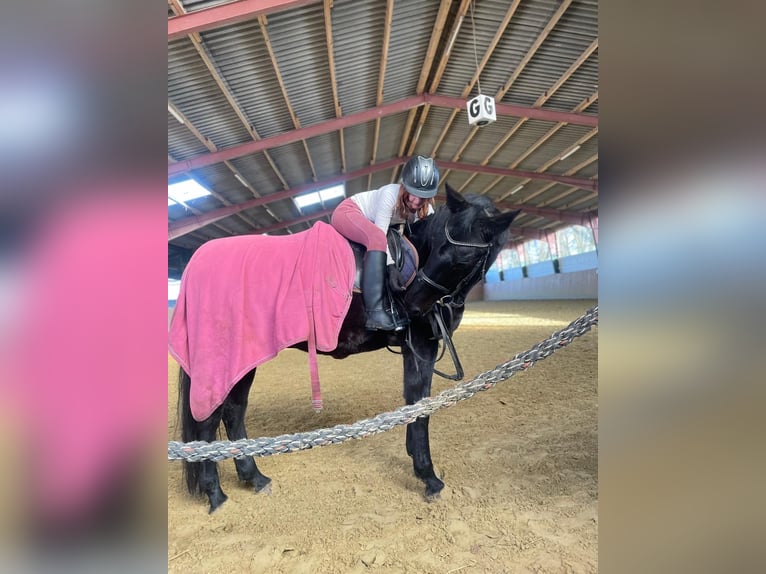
[482,250,598,301]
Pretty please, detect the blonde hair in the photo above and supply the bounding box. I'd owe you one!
[395,185,433,221]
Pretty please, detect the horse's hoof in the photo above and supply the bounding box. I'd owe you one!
[425,491,441,503]
[253,475,272,494]
[255,482,272,496]
[208,492,228,514]
[424,478,445,501]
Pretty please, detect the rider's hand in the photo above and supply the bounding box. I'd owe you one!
[386,264,407,293]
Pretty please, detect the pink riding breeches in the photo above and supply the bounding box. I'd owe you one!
[330,198,388,252]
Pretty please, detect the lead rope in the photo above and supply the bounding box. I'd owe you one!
[169,307,598,462]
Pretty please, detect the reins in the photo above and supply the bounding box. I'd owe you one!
[429,301,464,380]
[390,299,464,381]
[400,221,495,381]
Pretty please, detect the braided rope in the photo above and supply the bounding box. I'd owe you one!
[168,306,598,462]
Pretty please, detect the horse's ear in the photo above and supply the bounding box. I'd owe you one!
[488,209,521,235]
[445,183,469,213]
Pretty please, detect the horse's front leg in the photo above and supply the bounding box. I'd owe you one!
[402,334,445,500]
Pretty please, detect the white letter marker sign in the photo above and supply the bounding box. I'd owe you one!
[466,94,496,127]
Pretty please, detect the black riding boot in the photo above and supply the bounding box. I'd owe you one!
[362,250,396,331]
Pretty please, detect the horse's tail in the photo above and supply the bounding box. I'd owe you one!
[178,367,201,495]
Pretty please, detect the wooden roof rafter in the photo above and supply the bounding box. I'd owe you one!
[540,183,594,209]
[536,159,599,209]
[429,0,522,160]
[393,0,471,182]
[511,95,598,169]
[168,0,286,227]
[167,0,322,40]
[257,14,319,185]
[168,0,290,194]
[511,153,598,206]
[322,0,347,175]
[169,157,594,240]
[561,188,598,210]
[168,93,595,178]
[495,95,598,200]
[395,0,452,160]
[368,0,395,190]
[440,0,573,181]
[457,39,598,193]
[478,94,599,200]
[167,101,267,233]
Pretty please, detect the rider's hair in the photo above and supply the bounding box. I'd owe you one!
[395,184,433,221]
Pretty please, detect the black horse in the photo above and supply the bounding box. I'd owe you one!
[177,184,520,512]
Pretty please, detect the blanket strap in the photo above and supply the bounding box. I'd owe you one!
[307,307,323,412]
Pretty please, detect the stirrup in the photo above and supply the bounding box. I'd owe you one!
[388,296,408,332]
[390,310,408,332]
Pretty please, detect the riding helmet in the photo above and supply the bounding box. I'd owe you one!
[400,155,439,198]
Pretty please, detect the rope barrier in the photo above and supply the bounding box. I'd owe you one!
[168,305,598,462]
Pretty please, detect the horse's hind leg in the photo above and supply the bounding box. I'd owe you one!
[185,407,228,513]
[179,369,228,513]
[403,338,445,500]
[222,369,272,494]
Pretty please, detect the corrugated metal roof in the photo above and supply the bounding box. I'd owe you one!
[168,0,598,255]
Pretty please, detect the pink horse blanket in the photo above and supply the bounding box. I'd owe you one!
[168,222,355,421]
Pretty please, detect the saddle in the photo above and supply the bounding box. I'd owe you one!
[347,228,418,292]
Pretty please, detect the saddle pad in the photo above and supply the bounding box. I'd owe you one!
[168,222,355,421]
[398,234,418,287]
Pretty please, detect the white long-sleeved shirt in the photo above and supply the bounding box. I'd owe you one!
[350,183,434,264]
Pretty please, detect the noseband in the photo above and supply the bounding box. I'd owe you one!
[415,222,492,305]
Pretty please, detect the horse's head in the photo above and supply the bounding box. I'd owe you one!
[404,184,520,317]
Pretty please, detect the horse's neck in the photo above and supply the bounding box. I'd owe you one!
[407,217,438,263]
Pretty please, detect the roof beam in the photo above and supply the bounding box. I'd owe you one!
[429,0,522,157]
[168,95,424,178]
[561,189,598,210]
[391,0,452,166]
[425,94,597,125]
[368,0,395,189]
[168,0,321,40]
[257,15,318,183]
[518,153,598,204]
[438,161,595,191]
[168,93,597,178]
[168,0,286,228]
[169,157,404,240]
[480,120,598,199]
[401,0,488,160]
[540,186,588,208]
[458,41,598,193]
[494,202,594,227]
[169,153,595,241]
[323,0,346,173]
[167,102,265,231]
[168,0,289,193]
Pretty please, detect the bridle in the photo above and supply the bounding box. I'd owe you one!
[398,221,496,381]
[414,222,493,307]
